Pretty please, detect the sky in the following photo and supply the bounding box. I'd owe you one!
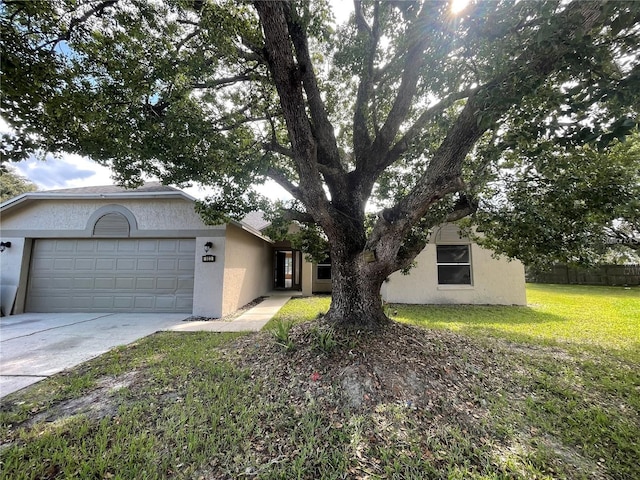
[3,0,468,200]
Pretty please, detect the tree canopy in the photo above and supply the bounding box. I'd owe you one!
[0,167,38,202]
[475,133,640,268]
[2,0,639,326]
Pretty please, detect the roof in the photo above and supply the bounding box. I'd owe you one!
[0,181,196,213]
[45,182,179,194]
[241,211,272,232]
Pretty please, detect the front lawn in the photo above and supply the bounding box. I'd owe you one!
[394,283,640,358]
[1,284,638,479]
[268,284,639,357]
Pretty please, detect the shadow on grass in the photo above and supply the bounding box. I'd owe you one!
[391,303,640,361]
[390,304,565,326]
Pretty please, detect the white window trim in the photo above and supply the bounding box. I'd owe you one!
[436,244,473,287]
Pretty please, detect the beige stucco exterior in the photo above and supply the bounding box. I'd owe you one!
[0,198,212,232]
[0,191,275,317]
[1,190,526,317]
[305,223,526,305]
[312,263,333,293]
[221,223,273,316]
[381,224,526,305]
[301,256,314,296]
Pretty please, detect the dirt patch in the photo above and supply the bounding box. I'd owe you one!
[225,319,507,452]
[222,319,607,478]
[25,371,139,427]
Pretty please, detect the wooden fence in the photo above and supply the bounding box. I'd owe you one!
[527,264,640,286]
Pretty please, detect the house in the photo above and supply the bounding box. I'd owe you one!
[0,183,279,317]
[0,183,526,317]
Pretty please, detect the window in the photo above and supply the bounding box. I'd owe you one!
[436,245,471,285]
[316,256,332,280]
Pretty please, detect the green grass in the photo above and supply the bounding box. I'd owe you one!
[0,332,264,479]
[262,284,640,478]
[388,283,640,479]
[1,285,638,479]
[393,283,640,357]
[0,331,354,479]
[263,294,330,330]
[268,284,640,355]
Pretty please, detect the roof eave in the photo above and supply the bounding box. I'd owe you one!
[228,219,275,244]
[0,190,196,214]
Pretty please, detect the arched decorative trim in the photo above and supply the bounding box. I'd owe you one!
[432,223,470,245]
[86,204,139,237]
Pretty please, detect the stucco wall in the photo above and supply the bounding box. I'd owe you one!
[1,198,223,233]
[381,242,526,306]
[301,256,314,296]
[192,235,226,317]
[0,197,228,316]
[221,224,272,316]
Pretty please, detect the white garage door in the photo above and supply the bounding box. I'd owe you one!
[26,239,195,313]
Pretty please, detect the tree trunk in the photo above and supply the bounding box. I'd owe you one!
[324,248,389,329]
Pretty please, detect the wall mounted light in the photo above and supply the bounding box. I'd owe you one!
[0,241,11,253]
[204,241,213,253]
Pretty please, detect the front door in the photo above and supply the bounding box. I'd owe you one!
[274,249,302,290]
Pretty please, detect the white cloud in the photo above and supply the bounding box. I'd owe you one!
[12,154,114,190]
[11,152,292,201]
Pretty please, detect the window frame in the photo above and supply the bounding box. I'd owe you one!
[436,244,472,286]
[316,256,332,281]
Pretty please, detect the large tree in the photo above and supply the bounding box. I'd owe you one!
[2,0,639,327]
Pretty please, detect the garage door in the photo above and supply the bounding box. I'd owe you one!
[26,239,195,313]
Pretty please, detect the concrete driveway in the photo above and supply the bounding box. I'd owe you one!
[0,312,189,398]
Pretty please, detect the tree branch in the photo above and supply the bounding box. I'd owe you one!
[37,0,118,51]
[263,141,293,158]
[266,167,302,200]
[281,209,316,224]
[352,0,379,162]
[283,3,345,176]
[353,0,372,37]
[176,28,200,52]
[253,1,331,222]
[380,87,476,171]
[368,0,611,265]
[192,73,263,89]
[365,4,430,161]
[445,195,478,223]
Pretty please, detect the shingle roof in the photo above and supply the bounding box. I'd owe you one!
[45,182,178,194]
[241,211,271,231]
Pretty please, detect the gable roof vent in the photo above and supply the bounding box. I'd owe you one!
[93,212,130,237]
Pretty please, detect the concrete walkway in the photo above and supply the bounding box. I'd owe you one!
[167,292,295,333]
